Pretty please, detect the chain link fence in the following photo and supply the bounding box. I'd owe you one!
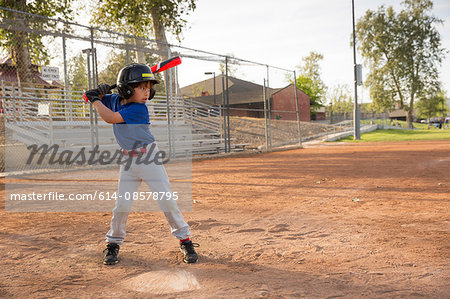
[0,6,373,175]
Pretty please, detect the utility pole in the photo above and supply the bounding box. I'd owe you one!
[352,0,361,140]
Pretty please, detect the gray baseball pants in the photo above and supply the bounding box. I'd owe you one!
[105,143,191,245]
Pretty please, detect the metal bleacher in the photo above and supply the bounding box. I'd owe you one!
[1,82,227,158]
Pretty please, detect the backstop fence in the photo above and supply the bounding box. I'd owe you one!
[0,6,361,174]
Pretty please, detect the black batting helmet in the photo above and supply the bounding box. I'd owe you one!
[117,63,159,99]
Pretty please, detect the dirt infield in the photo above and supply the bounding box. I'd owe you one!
[0,140,449,298]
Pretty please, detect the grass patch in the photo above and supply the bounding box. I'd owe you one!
[339,128,450,142]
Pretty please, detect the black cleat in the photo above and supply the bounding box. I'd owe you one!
[180,240,199,263]
[103,243,120,265]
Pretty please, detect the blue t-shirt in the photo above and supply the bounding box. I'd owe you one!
[101,94,155,150]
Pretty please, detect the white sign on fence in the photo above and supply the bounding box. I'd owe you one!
[42,66,60,81]
[38,103,50,116]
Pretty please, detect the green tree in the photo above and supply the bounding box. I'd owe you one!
[292,52,327,114]
[219,53,239,77]
[67,53,88,91]
[92,0,196,61]
[355,0,446,128]
[0,0,74,84]
[326,84,353,113]
[416,91,448,122]
[325,84,354,122]
[360,103,376,114]
[297,52,325,86]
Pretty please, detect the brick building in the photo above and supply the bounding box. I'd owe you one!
[180,75,310,121]
[0,57,60,86]
[0,56,63,112]
[271,84,311,122]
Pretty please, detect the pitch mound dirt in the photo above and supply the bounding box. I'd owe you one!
[0,140,449,298]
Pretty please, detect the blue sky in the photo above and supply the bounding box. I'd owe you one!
[172,0,450,103]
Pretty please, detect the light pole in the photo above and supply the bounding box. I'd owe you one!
[204,72,216,105]
[352,0,361,140]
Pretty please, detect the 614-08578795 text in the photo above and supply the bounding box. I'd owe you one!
[98,191,179,201]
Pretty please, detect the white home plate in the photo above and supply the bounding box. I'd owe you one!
[123,270,200,295]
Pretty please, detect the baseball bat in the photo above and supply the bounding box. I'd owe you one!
[151,56,181,74]
[83,56,182,102]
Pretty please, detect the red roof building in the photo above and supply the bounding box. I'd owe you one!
[0,56,60,86]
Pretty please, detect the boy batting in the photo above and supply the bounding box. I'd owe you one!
[83,62,198,265]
